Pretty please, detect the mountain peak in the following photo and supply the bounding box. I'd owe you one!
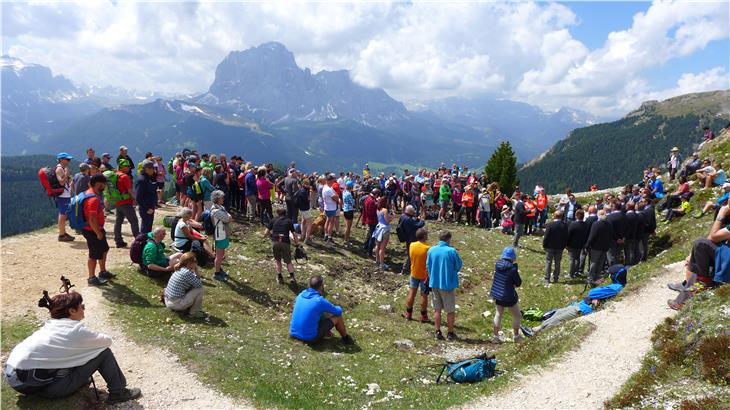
[1,55,39,71]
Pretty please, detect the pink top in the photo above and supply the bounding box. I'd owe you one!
[256,177,273,200]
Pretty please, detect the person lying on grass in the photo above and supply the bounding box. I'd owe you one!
[521,265,627,337]
[5,290,141,404]
[290,275,354,345]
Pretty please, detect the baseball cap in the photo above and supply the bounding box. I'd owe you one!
[57,152,73,160]
[346,180,354,188]
[118,158,131,168]
[79,163,90,171]
[119,145,128,151]
[101,152,111,158]
[142,159,155,169]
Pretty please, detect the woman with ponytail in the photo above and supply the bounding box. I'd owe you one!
[5,289,141,403]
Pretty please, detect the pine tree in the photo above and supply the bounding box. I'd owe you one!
[484,141,518,196]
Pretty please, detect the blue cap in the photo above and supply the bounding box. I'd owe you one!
[346,180,354,188]
[57,152,73,160]
[501,246,517,261]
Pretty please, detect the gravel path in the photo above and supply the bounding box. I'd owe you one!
[458,262,682,410]
[1,207,250,409]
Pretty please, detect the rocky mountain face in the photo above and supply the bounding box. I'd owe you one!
[197,42,408,126]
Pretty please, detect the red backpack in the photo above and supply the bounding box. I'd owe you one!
[38,166,64,197]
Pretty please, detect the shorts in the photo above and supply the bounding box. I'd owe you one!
[431,288,456,313]
[55,196,70,215]
[325,210,337,218]
[440,201,449,209]
[495,299,517,308]
[409,277,430,295]
[300,209,312,220]
[343,211,354,221]
[215,238,230,250]
[157,182,165,191]
[272,241,292,264]
[312,316,335,343]
[82,229,110,260]
[176,183,184,193]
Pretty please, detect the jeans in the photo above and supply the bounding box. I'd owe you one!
[139,208,154,235]
[512,224,525,247]
[567,247,582,277]
[38,348,126,398]
[114,203,139,244]
[365,224,377,256]
[538,208,548,228]
[479,211,492,229]
[589,249,607,283]
[544,248,563,282]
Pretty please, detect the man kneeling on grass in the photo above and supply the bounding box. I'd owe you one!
[290,275,354,345]
[521,265,627,338]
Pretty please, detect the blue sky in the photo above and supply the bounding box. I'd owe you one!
[2,1,729,116]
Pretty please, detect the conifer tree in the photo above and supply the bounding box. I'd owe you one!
[484,141,518,196]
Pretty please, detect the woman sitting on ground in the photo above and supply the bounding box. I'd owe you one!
[4,291,141,403]
[164,252,206,318]
[210,190,231,282]
[173,208,214,262]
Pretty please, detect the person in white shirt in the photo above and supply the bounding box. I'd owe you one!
[322,174,341,244]
[5,290,141,403]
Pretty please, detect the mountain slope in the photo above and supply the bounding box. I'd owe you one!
[517,90,730,193]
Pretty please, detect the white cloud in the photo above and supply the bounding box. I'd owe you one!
[1,0,728,116]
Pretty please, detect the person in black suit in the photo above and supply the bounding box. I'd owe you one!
[623,202,639,265]
[567,209,589,278]
[606,202,626,265]
[640,200,657,261]
[580,205,598,275]
[634,202,648,262]
[512,193,527,247]
[562,194,581,222]
[585,209,614,285]
[543,211,568,284]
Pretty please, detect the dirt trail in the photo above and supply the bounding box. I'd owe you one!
[459,262,682,410]
[1,206,250,409]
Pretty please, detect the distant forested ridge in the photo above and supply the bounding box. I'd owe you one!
[1,155,72,237]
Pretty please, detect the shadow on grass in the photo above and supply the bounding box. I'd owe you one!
[177,311,229,328]
[287,281,306,295]
[100,281,156,308]
[224,276,278,308]
[308,337,363,354]
[12,386,105,410]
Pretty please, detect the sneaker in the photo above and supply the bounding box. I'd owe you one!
[276,274,284,284]
[58,234,74,242]
[667,299,684,310]
[106,387,142,404]
[99,270,116,280]
[213,272,227,282]
[447,332,458,341]
[401,312,413,321]
[87,276,108,286]
[513,334,524,343]
[490,335,503,344]
[188,311,208,319]
[435,330,445,340]
[520,325,535,338]
[341,335,355,345]
[63,233,75,241]
[667,282,687,292]
[116,242,128,249]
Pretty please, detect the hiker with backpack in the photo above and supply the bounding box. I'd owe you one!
[199,168,216,211]
[112,159,139,248]
[427,230,463,341]
[210,190,232,282]
[139,227,183,277]
[490,246,523,343]
[72,163,91,196]
[136,160,158,235]
[522,265,628,337]
[163,252,206,319]
[289,275,354,346]
[266,207,300,284]
[397,205,426,275]
[116,146,134,178]
[5,290,142,403]
[403,228,431,322]
[78,174,116,286]
[52,153,75,242]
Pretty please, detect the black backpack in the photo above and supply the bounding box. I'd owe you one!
[396,215,408,243]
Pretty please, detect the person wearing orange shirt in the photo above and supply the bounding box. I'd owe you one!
[524,195,537,235]
[460,183,476,226]
[536,189,549,230]
[403,228,431,322]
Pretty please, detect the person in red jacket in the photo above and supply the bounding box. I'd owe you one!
[83,174,115,286]
[536,189,549,229]
[362,189,381,257]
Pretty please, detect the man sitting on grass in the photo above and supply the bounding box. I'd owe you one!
[521,265,627,337]
[290,275,354,345]
[142,227,183,277]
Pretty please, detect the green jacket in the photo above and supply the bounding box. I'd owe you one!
[142,232,168,267]
[439,184,452,203]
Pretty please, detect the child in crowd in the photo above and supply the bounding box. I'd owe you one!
[490,247,523,343]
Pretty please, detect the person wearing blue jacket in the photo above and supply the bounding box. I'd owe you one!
[290,275,354,345]
[244,167,258,220]
[490,247,523,343]
[521,265,628,337]
[426,231,463,341]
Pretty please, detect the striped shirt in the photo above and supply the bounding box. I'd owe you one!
[164,267,202,300]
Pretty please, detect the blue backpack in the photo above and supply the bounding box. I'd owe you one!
[713,243,730,284]
[202,210,215,235]
[66,192,97,231]
[437,354,497,383]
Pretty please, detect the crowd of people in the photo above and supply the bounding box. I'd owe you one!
[9,124,729,402]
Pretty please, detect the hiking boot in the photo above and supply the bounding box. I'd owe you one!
[288,272,296,283]
[106,387,142,404]
[420,314,430,323]
[667,281,687,292]
[490,335,503,344]
[276,274,284,284]
[513,334,524,343]
[87,276,108,286]
[58,234,74,242]
[402,312,413,321]
[447,332,458,341]
[99,270,116,280]
[435,330,445,340]
[116,242,128,248]
[520,325,535,338]
[341,335,355,345]
[213,272,227,282]
[667,299,684,310]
